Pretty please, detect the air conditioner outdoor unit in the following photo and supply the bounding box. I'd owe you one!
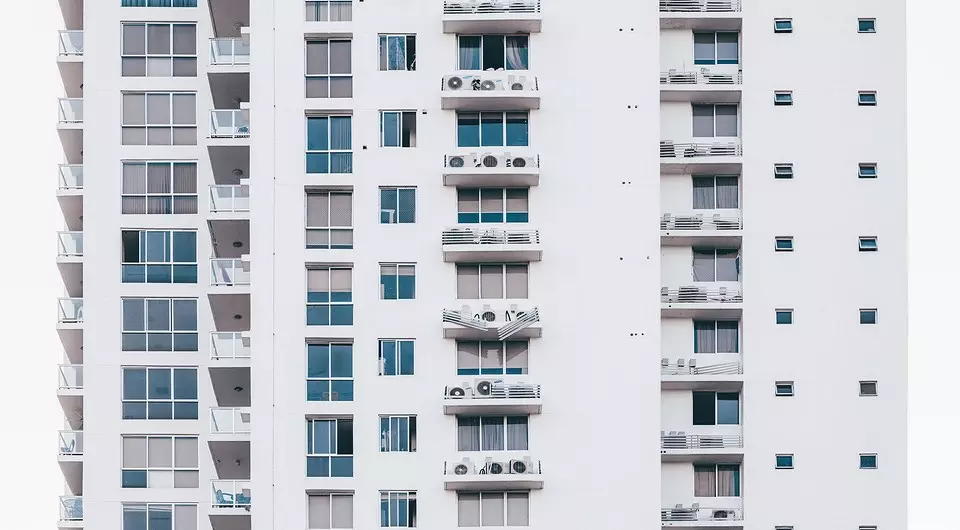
[504,154,535,168]
[483,460,507,475]
[507,75,534,91]
[508,457,534,474]
[475,379,495,396]
[446,384,471,398]
[446,75,466,90]
[479,78,499,91]
[478,153,501,168]
[452,458,474,475]
[447,154,473,168]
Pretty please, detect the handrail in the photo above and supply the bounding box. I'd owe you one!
[661,360,742,376]
[210,109,249,138]
[58,164,83,189]
[659,0,741,13]
[210,38,250,66]
[660,70,742,85]
[58,298,84,323]
[210,332,250,360]
[661,433,743,450]
[445,457,542,476]
[442,72,538,92]
[443,306,540,339]
[662,287,742,304]
[58,30,84,55]
[59,431,84,455]
[443,0,541,14]
[661,213,742,231]
[442,227,540,246]
[58,98,83,124]
[209,184,250,212]
[211,480,251,507]
[59,496,83,521]
[210,407,251,434]
[210,258,250,286]
[444,152,540,170]
[58,364,83,389]
[660,141,742,158]
[444,380,542,400]
[57,231,84,257]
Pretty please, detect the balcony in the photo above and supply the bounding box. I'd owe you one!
[661,286,742,317]
[211,480,251,511]
[210,38,250,68]
[210,109,250,140]
[57,298,83,328]
[58,431,83,493]
[57,231,83,261]
[660,139,742,174]
[441,72,540,111]
[58,364,83,393]
[210,407,251,437]
[659,0,742,31]
[443,378,542,415]
[662,504,743,528]
[209,184,250,218]
[211,332,251,360]
[660,430,744,462]
[210,258,251,289]
[58,30,83,60]
[443,151,540,187]
[661,356,743,390]
[442,0,542,33]
[58,496,83,528]
[444,456,543,491]
[443,304,541,340]
[58,98,83,128]
[660,69,742,103]
[441,227,542,263]
[58,164,83,194]
[660,211,742,246]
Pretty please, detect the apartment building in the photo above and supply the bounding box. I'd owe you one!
[55,1,905,530]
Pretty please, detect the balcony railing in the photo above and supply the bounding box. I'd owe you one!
[661,213,742,231]
[661,359,742,376]
[445,379,541,401]
[210,109,249,138]
[442,72,539,93]
[211,332,250,360]
[209,184,250,213]
[58,30,83,56]
[661,287,742,304]
[442,227,540,247]
[659,0,741,13]
[58,298,83,324]
[445,152,539,171]
[58,98,83,124]
[660,140,742,158]
[57,232,83,258]
[210,407,251,434]
[210,258,250,286]
[59,364,83,389]
[58,164,83,190]
[660,70,742,85]
[212,480,251,508]
[59,431,83,455]
[443,0,541,14]
[210,38,250,66]
[59,496,83,522]
[445,456,542,476]
[662,505,743,522]
[661,433,743,450]
[306,0,353,21]
[443,305,540,340]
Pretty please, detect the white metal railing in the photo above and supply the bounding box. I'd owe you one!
[444,152,539,170]
[443,0,541,14]
[59,431,83,455]
[661,213,742,231]
[59,30,83,55]
[209,184,250,213]
[661,433,743,450]
[661,359,742,376]
[661,287,742,304]
[210,258,250,286]
[57,231,84,257]
[445,380,541,401]
[58,298,84,323]
[210,109,249,138]
[442,72,539,92]
[58,98,83,124]
[659,0,741,13]
[58,164,83,190]
[660,140,742,158]
[59,364,83,389]
[662,506,743,522]
[443,306,541,340]
[59,496,83,522]
[212,480,251,508]
[210,407,251,434]
[210,38,250,66]
[306,0,353,21]
[445,456,542,476]
[442,228,540,246]
[660,70,742,85]
[211,332,251,360]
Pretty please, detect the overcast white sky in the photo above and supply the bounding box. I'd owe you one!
[0,1,950,528]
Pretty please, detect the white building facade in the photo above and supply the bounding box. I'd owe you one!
[56,1,906,530]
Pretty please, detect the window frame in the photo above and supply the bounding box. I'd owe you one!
[306,417,354,477]
[774,163,794,179]
[306,115,353,174]
[859,308,878,325]
[774,91,794,106]
[379,491,417,528]
[692,320,740,354]
[692,391,741,426]
[774,18,793,33]
[775,454,795,469]
[858,163,878,178]
[692,103,739,138]
[305,39,353,98]
[859,453,878,469]
[775,382,795,396]
[693,463,741,497]
[121,435,199,489]
[121,91,198,146]
[456,111,530,148]
[121,367,199,420]
[456,263,529,300]
[305,0,353,22]
[121,22,198,78]
[121,503,198,530]
[456,415,529,452]
[859,237,878,251]
[775,309,793,324]
[379,339,415,376]
[691,247,740,282]
[456,34,530,70]
[121,161,199,215]
[691,175,739,210]
[305,189,354,249]
[858,91,878,106]
[859,380,878,396]
[456,491,530,527]
[858,18,877,33]
[379,110,417,148]
[457,187,530,223]
[306,266,354,326]
[121,297,199,352]
[379,187,417,224]
[456,340,529,376]
[380,415,417,452]
[307,492,354,530]
[380,263,416,300]
[378,34,416,71]
[693,31,739,65]
[121,229,198,284]
[774,237,794,252]
[306,342,354,402]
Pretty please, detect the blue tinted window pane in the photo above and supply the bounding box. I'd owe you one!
[122,470,148,488]
[397,498,408,526]
[330,153,352,173]
[380,189,398,223]
[380,417,390,450]
[505,113,529,146]
[381,341,397,375]
[381,274,398,299]
[307,456,330,477]
[398,275,415,299]
[331,380,354,401]
[395,418,409,451]
[330,290,352,303]
[480,113,504,146]
[173,402,198,420]
[122,333,147,352]
[124,368,147,399]
[458,368,480,376]
[505,212,528,223]
[382,112,399,147]
[717,392,740,424]
[172,300,197,330]
[330,117,351,149]
[330,344,353,377]
[307,117,329,150]
[123,506,147,530]
[147,333,173,352]
[398,189,416,223]
[122,264,146,283]
[776,455,793,467]
[330,456,353,477]
[387,36,405,70]
[860,311,877,324]
[145,265,172,283]
[859,20,875,32]
[307,380,330,401]
[330,305,353,325]
[458,213,480,223]
[173,368,197,399]
[172,231,196,262]
[306,153,330,174]
[311,421,333,453]
[776,311,792,324]
[457,113,480,147]
[480,212,504,223]
[147,369,171,399]
[148,402,173,419]
[122,402,147,419]
[145,231,168,262]
[307,291,330,303]
[172,265,197,283]
[399,341,415,375]
[308,344,331,377]
[307,305,330,325]
[860,455,877,468]
[380,499,390,526]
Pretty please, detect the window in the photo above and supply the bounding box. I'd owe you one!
[306,190,353,249]
[457,492,529,527]
[306,0,352,22]
[306,40,352,98]
[379,340,415,376]
[775,237,794,252]
[306,267,353,325]
[775,527,795,530]
[121,504,198,530]
[380,187,416,224]
[692,248,739,281]
[380,416,417,452]
[122,92,197,145]
[308,493,354,529]
[121,161,198,214]
[121,0,198,6]
[774,91,793,106]
[858,18,877,33]
[380,492,417,527]
[121,230,197,283]
[380,263,416,300]
[693,31,738,65]
[456,264,528,299]
[307,343,354,401]
[307,418,353,477]
[775,382,795,396]
[693,320,739,353]
[859,527,879,530]
[774,18,793,33]
[774,163,794,179]
[457,188,529,223]
[121,436,198,488]
[692,176,738,209]
[122,298,198,352]
[775,454,794,469]
[859,453,878,469]
[693,464,740,497]
[307,116,352,173]
[859,163,878,178]
[858,91,878,106]
[692,104,738,138]
[378,34,416,71]
[859,237,878,251]
[776,309,793,324]
[692,391,740,425]
[859,381,878,396]
[122,367,198,420]
[121,23,197,77]
[457,341,528,375]
[380,111,417,147]
[457,416,528,451]
[860,309,877,324]
[457,35,529,70]
[457,111,529,147]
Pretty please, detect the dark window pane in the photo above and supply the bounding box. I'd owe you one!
[123,402,147,419]
[122,333,148,352]
[330,305,353,325]
[692,391,716,425]
[173,368,198,399]
[331,380,354,401]
[173,402,199,420]
[148,402,173,419]
[330,344,353,377]
[123,368,147,399]
[717,392,740,424]
[307,456,330,477]
[173,333,199,352]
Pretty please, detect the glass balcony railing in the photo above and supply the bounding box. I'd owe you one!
[210,407,251,434]
[58,364,83,390]
[58,164,83,190]
[210,38,250,65]
[59,431,84,455]
[209,185,250,213]
[212,480,251,508]
[57,232,83,258]
[210,258,250,286]
[210,332,251,360]
[59,496,83,522]
[58,30,83,56]
[210,110,249,138]
[58,298,83,324]
[58,98,83,124]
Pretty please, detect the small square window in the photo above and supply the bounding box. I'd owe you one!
[859,453,878,469]
[859,237,878,251]
[858,163,878,178]
[858,19,876,33]
[775,237,794,252]
[775,382,794,396]
[775,454,794,469]
[859,381,878,396]
[774,18,793,33]
[776,309,793,325]
[858,91,878,106]
[859,309,877,325]
[774,91,793,106]
[774,164,794,179]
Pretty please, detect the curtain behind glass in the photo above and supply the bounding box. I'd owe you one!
[458,36,481,70]
[716,32,739,64]
[716,321,739,352]
[693,32,715,65]
[480,417,505,450]
[692,177,715,209]
[715,249,739,281]
[693,465,717,496]
[715,177,739,208]
[692,104,714,137]
[714,105,738,137]
[505,36,528,70]
[506,417,528,450]
[457,417,480,451]
[387,36,405,70]
[693,320,716,353]
[717,465,740,496]
[692,249,715,282]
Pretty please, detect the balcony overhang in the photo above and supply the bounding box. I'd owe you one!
[660,13,742,30]
[661,375,742,391]
[443,398,542,415]
[444,473,544,491]
[442,13,542,34]
[660,85,742,103]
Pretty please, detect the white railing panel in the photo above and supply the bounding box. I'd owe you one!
[210,258,250,286]
[58,164,83,189]
[59,98,83,123]
[212,480,251,507]
[210,110,250,138]
[661,506,743,522]
[58,298,84,323]
[660,140,742,158]
[661,212,742,231]
[660,433,743,450]
[209,184,250,212]
[59,431,84,455]
[443,0,541,14]
[444,380,542,401]
[59,364,83,389]
[443,72,539,92]
[661,287,742,304]
[661,360,742,376]
[442,228,540,246]
[660,70,742,85]
[210,332,251,359]
[210,38,250,65]
[59,30,84,55]
[210,407,251,434]
[659,0,741,13]
[57,232,84,257]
